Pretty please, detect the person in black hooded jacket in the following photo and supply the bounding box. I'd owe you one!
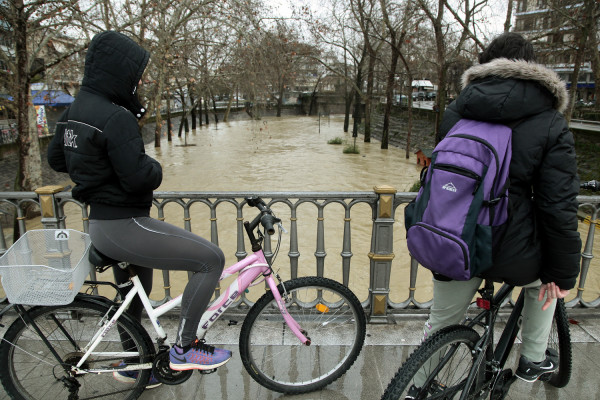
[47,31,232,382]
[407,33,581,397]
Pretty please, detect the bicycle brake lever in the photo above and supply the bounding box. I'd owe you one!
[277,222,288,234]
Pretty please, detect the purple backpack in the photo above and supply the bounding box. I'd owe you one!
[404,119,514,281]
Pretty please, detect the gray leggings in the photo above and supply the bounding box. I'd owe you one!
[414,277,555,387]
[89,217,225,347]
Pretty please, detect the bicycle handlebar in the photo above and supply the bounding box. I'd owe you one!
[580,180,600,192]
[245,196,281,240]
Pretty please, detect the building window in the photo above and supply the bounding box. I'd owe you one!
[518,0,528,12]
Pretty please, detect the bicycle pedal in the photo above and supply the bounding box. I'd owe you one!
[152,350,193,385]
[198,368,217,375]
[538,372,553,382]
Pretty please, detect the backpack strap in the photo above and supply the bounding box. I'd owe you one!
[483,118,525,208]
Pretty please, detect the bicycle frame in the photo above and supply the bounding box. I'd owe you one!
[72,247,309,374]
[458,282,524,400]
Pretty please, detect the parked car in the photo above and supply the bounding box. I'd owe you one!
[426,91,437,100]
[412,92,426,101]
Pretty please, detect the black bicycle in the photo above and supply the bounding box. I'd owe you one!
[381,179,600,400]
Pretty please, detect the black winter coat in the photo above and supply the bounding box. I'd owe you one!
[47,31,162,219]
[439,58,581,290]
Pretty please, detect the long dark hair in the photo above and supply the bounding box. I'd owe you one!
[479,32,536,64]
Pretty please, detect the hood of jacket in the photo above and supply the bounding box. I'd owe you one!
[81,31,150,119]
[455,58,568,122]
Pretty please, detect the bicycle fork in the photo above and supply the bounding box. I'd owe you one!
[265,275,311,345]
[460,290,525,400]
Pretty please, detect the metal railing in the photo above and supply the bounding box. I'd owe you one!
[1,186,599,322]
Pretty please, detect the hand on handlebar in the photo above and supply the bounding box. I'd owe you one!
[538,282,570,311]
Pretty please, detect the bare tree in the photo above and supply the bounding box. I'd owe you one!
[0,0,99,191]
[416,0,489,141]
[351,0,384,144]
[379,0,419,155]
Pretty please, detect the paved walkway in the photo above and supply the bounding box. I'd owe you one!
[2,311,598,400]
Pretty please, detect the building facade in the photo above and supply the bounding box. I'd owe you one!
[513,0,597,103]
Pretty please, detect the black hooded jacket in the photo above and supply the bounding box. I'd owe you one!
[439,58,581,289]
[47,31,162,219]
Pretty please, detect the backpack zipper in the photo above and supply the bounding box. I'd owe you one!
[449,134,500,196]
[434,163,482,194]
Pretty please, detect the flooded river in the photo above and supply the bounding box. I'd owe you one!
[5,114,599,306]
[144,115,423,303]
[141,115,600,305]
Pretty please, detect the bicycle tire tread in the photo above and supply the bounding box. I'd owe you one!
[0,299,153,400]
[548,298,572,388]
[382,325,480,400]
[239,276,366,394]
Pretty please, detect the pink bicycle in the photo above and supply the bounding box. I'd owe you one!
[0,196,366,399]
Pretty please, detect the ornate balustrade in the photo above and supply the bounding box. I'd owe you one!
[1,186,599,322]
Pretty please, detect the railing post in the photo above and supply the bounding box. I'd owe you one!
[35,185,66,229]
[368,185,396,323]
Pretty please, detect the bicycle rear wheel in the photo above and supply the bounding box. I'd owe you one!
[381,325,482,400]
[239,276,366,394]
[542,298,571,388]
[0,299,153,400]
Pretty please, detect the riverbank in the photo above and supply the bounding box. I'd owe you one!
[1,110,599,195]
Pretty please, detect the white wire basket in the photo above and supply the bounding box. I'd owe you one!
[0,229,92,306]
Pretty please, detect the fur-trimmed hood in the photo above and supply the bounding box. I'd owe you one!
[461,58,568,113]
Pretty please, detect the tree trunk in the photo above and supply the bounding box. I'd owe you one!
[584,0,599,110]
[382,45,400,153]
[198,97,203,126]
[352,46,367,138]
[276,80,284,117]
[564,2,594,122]
[190,94,197,130]
[343,51,350,132]
[504,0,514,32]
[399,53,414,159]
[223,92,233,122]
[166,98,172,141]
[344,95,352,133]
[153,61,166,147]
[14,0,42,191]
[211,94,219,124]
[590,28,600,109]
[352,68,363,139]
[364,53,375,144]
[434,61,449,143]
[204,96,209,125]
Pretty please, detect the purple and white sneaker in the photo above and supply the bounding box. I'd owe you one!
[169,339,232,371]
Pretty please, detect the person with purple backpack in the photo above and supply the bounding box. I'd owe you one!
[406,32,581,398]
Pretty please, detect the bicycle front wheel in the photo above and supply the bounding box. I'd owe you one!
[543,298,571,388]
[239,276,366,394]
[0,299,153,400]
[381,325,481,400]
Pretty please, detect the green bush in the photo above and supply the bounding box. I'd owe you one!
[343,144,360,154]
[409,180,422,192]
[327,137,343,145]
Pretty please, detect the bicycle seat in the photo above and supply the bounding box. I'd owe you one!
[88,245,120,268]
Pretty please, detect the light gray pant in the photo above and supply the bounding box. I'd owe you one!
[89,217,225,347]
[415,277,556,387]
